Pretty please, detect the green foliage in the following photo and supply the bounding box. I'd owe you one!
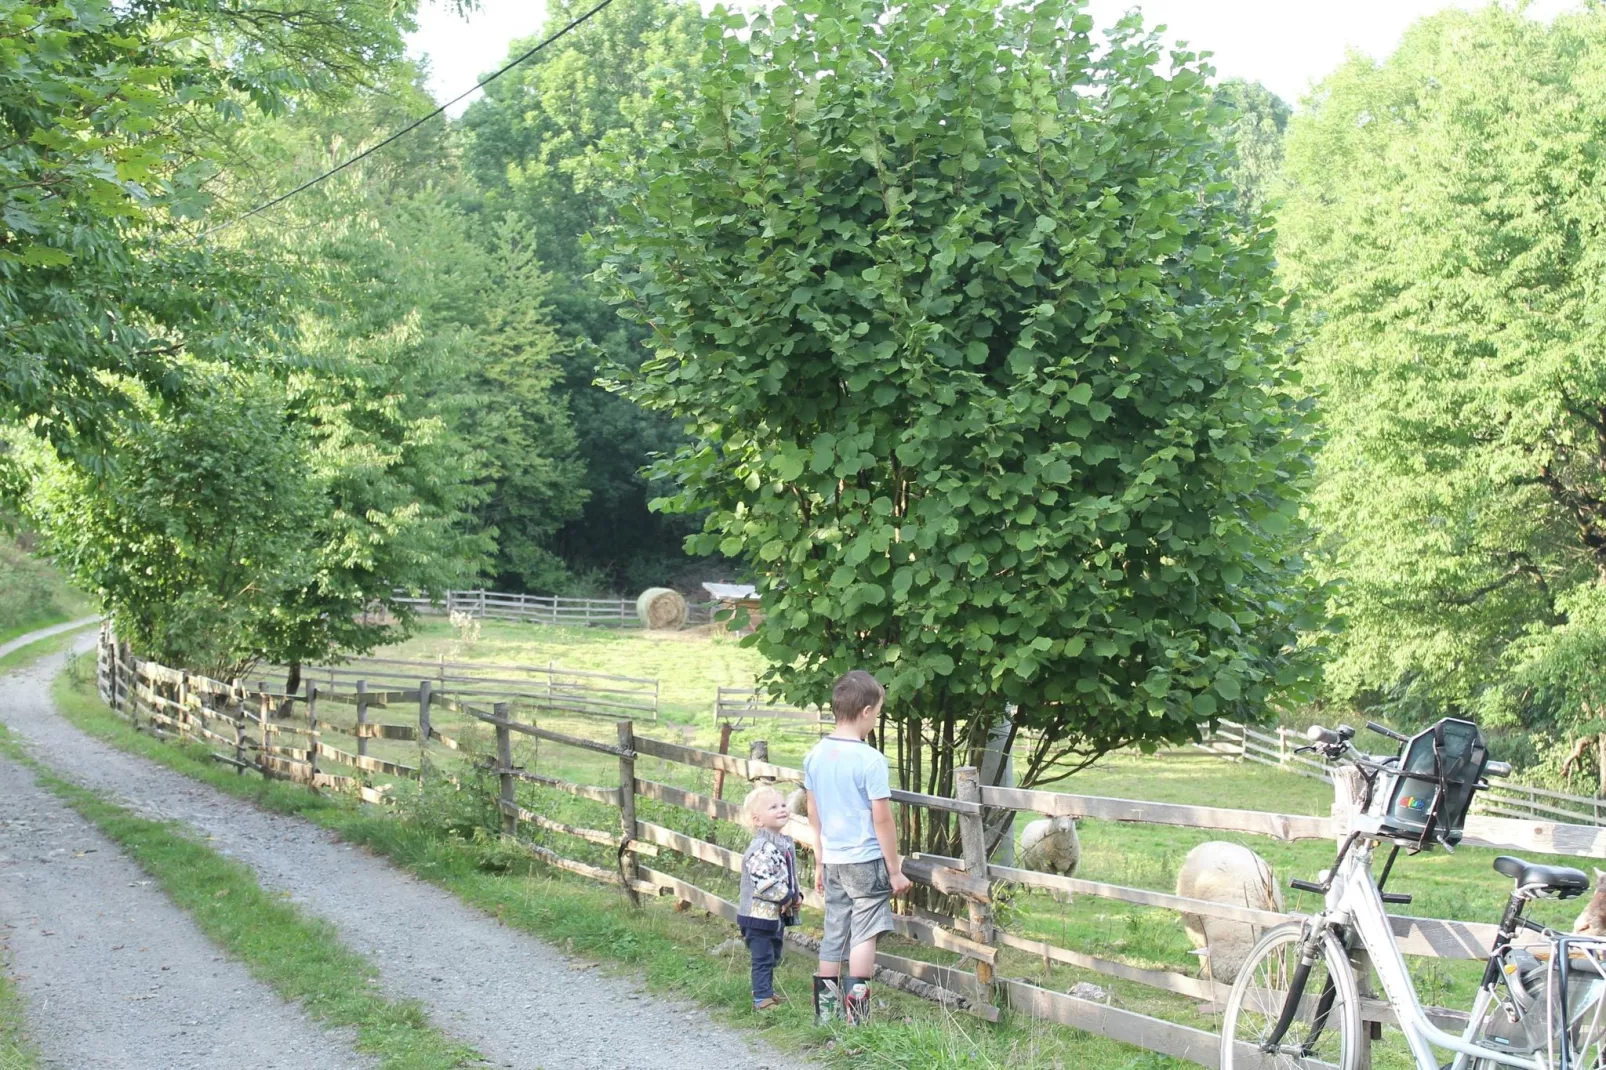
[21,374,320,677]
[1212,79,1291,220]
[1280,7,1606,745]
[0,0,439,460]
[461,0,715,589]
[458,217,589,592]
[600,0,1321,796]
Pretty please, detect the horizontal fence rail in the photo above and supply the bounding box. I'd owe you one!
[389,588,718,629]
[263,655,660,722]
[96,629,1606,1068]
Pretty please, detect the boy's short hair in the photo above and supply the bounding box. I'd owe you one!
[831,669,885,722]
[742,785,783,825]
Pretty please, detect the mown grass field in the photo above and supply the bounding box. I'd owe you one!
[303,618,1596,1070]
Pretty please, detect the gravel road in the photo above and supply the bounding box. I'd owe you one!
[1,632,810,1070]
[0,750,375,1070]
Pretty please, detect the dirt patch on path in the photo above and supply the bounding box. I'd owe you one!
[3,637,809,1070]
[0,752,375,1070]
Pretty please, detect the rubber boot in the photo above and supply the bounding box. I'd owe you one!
[843,975,872,1026]
[812,975,842,1025]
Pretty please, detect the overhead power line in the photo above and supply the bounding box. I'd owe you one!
[195,0,619,241]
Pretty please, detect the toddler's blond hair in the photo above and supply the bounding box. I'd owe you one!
[742,785,783,827]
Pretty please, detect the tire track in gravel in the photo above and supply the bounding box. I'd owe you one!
[0,752,376,1070]
[2,635,810,1070]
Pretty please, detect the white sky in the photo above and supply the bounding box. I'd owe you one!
[408,0,1582,117]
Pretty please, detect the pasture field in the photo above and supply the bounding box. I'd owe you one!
[346,619,1591,1070]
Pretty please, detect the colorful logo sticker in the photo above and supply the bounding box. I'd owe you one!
[1399,795,1429,811]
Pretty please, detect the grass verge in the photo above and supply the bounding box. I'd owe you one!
[0,719,480,1070]
[0,966,36,1070]
[49,657,1171,1070]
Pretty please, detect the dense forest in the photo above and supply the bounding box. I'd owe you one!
[7,0,1606,784]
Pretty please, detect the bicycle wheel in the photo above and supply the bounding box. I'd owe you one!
[1221,920,1363,1070]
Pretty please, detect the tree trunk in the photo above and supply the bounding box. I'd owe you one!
[278,660,301,720]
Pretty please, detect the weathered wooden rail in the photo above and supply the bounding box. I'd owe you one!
[266,654,661,721]
[96,630,1606,1067]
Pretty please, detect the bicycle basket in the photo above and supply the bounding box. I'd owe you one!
[1378,717,1488,849]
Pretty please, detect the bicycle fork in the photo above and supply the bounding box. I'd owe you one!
[1260,923,1340,1054]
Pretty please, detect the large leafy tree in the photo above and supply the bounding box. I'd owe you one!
[461,0,711,589]
[1279,7,1606,761]
[600,0,1320,841]
[0,0,441,461]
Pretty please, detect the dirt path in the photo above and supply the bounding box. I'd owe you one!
[0,750,375,1070]
[2,634,809,1070]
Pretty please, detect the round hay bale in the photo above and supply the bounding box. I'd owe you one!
[636,587,688,630]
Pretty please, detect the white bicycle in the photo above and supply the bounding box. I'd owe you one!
[1221,718,1606,1070]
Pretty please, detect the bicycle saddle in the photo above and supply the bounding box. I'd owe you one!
[1493,855,1590,898]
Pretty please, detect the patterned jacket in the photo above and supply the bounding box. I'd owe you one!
[737,828,799,933]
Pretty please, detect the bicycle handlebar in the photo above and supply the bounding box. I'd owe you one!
[1367,720,1409,743]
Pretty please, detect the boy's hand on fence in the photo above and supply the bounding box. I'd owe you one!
[890,870,913,896]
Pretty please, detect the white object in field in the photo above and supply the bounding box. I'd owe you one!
[701,582,757,601]
[1175,841,1283,983]
[1575,868,1606,935]
[635,587,688,630]
[1018,816,1081,902]
[786,787,807,818]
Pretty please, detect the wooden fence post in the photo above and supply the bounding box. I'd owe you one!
[177,671,191,741]
[257,681,271,773]
[711,722,734,800]
[231,681,246,774]
[496,702,516,837]
[418,679,432,765]
[355,680,369,761]
[955,766,997,1005]
[306,681,319,779]
[618,720,641,906]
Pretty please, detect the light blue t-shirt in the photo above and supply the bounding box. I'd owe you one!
[803,736,891,864]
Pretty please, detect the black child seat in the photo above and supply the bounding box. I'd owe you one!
[1493,855,1591,899]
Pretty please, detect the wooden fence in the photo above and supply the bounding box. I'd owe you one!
[1191,718,1606,828]
[711,687,826,732]
[94,631,1606,1068]
[391,589,717,628]
[265,655,660,722]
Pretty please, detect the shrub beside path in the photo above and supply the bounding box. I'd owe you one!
[1,630,809,1070]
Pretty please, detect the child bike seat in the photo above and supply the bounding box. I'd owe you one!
[1493,855,1590,898]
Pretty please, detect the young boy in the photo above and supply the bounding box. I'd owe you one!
[737,785,802,1011]
[804,669,912,1025]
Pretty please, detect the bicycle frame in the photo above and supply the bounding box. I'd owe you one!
[1321,818,1546,1070]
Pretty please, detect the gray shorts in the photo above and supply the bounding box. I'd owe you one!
[819,859,895,962]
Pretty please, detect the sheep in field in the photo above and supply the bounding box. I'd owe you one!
[1574,868,1606,935]
[1018,816,1081,901]
[1175,841,1282,983]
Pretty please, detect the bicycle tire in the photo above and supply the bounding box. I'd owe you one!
[1221,920,1363,1070]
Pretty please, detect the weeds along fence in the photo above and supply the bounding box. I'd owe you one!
[1190,719,1606,828]
[93,629,1606,1070]
[390,589,717,629]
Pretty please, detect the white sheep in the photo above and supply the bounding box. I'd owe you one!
[1018,816,1081,901]
[786,787,807,818]
[1175,841,1282,984]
